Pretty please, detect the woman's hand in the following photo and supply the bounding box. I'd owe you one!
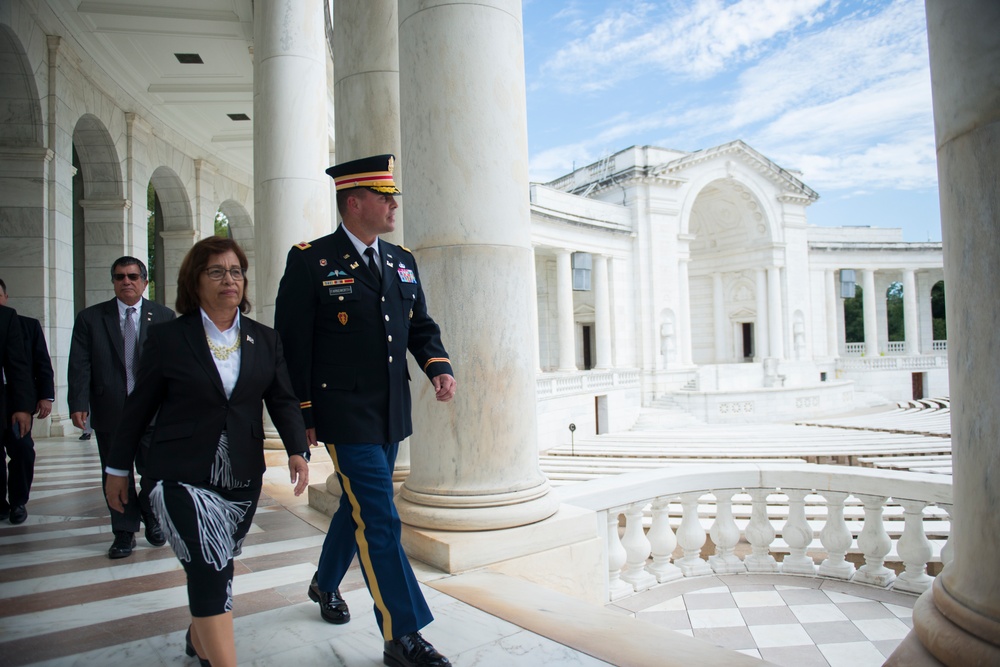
[105,474,130,513]
[289,454,309,496]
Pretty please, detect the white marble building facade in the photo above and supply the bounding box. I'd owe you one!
[529,142,948,435]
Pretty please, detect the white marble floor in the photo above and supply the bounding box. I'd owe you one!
[0,435,917,666]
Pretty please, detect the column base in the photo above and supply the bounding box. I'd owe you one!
[886,578,1000,666]
[396,481,559,530]
[402,503,605,604]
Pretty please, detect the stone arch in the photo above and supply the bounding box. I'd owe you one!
[219,199,258,312]
[677,158,783,245]
[0,24,43,147]
[72,115,127,307]
[0,24,47,319]
[149,166,195,309]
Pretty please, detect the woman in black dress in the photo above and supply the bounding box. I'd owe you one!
[106,237,309,667]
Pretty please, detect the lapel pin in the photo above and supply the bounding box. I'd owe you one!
[350,261,360,270]
[246,335,254,344]
[343,253,350,259]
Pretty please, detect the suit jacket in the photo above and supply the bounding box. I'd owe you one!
[67,297,176,432]
[0,305,34,418]
[3,315,55,414]
[108,314,308,483]
[274,225,452,445]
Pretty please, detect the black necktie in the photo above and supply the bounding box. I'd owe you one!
[364,247,382,286]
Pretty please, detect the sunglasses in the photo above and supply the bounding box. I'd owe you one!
[113,273,142,282]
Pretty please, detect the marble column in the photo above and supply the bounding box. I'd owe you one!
[252,0,331,327]
[333,0,404,246]
[332,0,410,479]
[766,266,784,359]
[555,249,577,371]
[861,269,878,356]
[826,270,839,357]
[678,258,693,364]
[593,254,612,369]
[755,268,769,358]
[888,2,1000,664]
[396,0,557,531]
[713,272,727,361]
[902,269,920,355]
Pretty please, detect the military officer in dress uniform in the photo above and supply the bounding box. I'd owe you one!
[274,154,456,667]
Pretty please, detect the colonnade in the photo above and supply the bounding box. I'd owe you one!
[248,0,558,539]
[836,267,944,357]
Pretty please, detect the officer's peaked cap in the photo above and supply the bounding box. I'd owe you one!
[325,154,401,195]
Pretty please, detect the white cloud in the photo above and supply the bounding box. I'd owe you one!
[541,0,831,91]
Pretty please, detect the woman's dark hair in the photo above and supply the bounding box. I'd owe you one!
[175,236,252,316]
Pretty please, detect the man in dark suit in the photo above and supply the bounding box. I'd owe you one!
[0,297,34,525]
[275,155,456,667]
[0,279,55,524]
[67,257,175,558]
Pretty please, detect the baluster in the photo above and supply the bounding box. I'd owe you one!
[621,502,657,591]
[818,491,856,579]
[745,488,778,572]
[675,492,712,576]
[893,499,934,593]
[606,510,632,600]
[938,503,953,568]
[646,497,682,582]
[708,489,745,574]
[780,489,817,575]
[852,494,895,587]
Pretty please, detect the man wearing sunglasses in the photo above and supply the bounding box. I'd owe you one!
[68,256,175,558]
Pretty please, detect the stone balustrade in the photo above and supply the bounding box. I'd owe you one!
[838,355,947,371]
[557,463,952,602]
[536,368,640,398]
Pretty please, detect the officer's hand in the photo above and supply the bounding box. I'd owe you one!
[36,400,52,419]
[432,374,456,402]
[71,411,89,430]
[305,428,318,447]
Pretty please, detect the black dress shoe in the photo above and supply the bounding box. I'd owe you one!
[79,432,91,440]
[307,573,350,624]
[185,626,211,666]
[144,518,166,547]
[108,532,136,559]
[9,505,27,524]
[383,632,450,667]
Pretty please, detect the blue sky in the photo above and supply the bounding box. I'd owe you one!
[522,0,942,242]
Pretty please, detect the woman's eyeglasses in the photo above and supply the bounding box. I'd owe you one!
[204,267,246,281]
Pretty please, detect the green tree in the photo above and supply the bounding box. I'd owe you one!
[886,282,903,341]
[932,280,947,340]
[215,210,229,237]
[844,285,864,343]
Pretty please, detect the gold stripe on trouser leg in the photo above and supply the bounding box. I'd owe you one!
[328,444,393,640]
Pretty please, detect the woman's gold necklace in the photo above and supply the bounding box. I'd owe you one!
[206,331,241,360]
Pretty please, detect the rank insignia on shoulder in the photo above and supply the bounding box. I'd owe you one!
[338,312,348,326]
[400,245,411,253]
[295,242,312,250]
